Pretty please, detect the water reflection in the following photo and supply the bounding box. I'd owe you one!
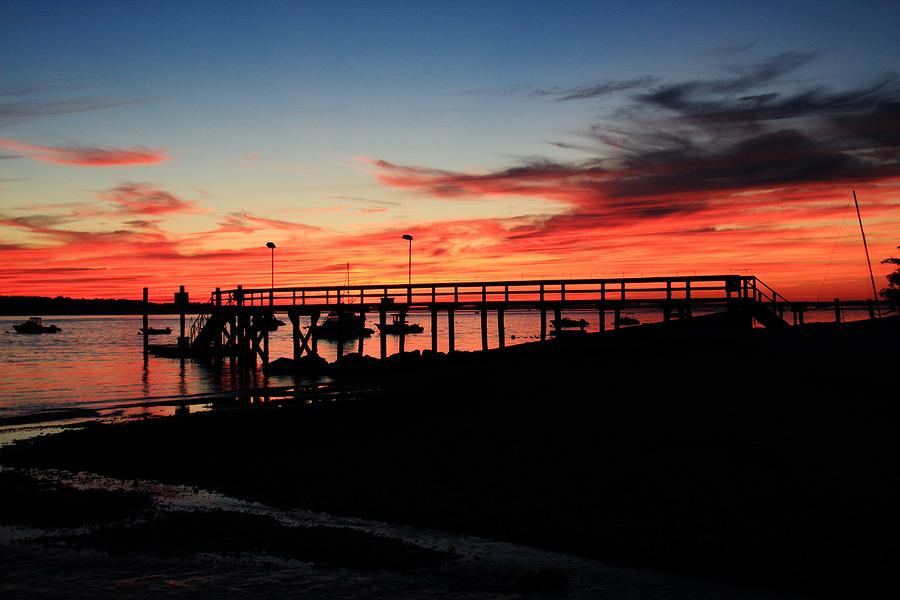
[0,307,884,417]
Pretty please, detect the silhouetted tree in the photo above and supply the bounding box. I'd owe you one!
[881,246,900,306]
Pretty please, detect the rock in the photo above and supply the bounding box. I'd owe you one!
[264,354,328,375]
[264,357,296,375]
[331,352,380,374]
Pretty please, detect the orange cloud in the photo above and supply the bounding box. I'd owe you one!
[0,138,168,166]
[98,183,197,215]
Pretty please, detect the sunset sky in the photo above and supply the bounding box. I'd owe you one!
[2,1,899,301]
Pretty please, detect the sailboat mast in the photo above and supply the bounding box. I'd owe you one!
[852,190,881,317]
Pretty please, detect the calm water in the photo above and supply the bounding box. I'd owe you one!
[0,306,876,418]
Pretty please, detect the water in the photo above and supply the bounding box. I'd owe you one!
[0,307,877,419]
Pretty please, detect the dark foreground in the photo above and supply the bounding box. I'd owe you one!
[3,315,899,597]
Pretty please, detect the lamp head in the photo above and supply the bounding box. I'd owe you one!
[402,234,413,241]
[266,241,276,249]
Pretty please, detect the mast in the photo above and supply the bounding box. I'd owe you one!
[852,190,881,317]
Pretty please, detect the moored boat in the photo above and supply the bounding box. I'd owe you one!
[311,312,374,339]
[13,317,62,334]
[615,315,641,326]
[137,327,172,335]
[376,314,424,334]
[550,316,589,336]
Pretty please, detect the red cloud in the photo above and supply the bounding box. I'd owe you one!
[0,138,168,166]
[99,183,197,215]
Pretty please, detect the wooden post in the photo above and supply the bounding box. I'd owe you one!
[539,284,546,341]
[554,306,562,326]
[379,308,387,359]
[598,303,606,333]
[614,306,621,330]
[497,308,505,348]
[236,285,247,370]
[664,280,672,322]
[448,309,455,353]
[310,311,319,356]
[263,315,269,365]
[336,309,344,359]
[685,280,692,318]
[399,310,407,354]
[214,288,222,360]
[142,287,149,354]
[357,309,365,355]
[481,306,488,351]
[178,285,187,352]
[834,298,842,323]
[291,312,301,361]
[431,308,438,353]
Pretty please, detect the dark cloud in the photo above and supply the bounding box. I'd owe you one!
[0,81,136,127]
[373,52,900,220]
[529,77,658,101]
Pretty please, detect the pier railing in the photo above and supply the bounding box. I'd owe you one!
[214,274,762,310]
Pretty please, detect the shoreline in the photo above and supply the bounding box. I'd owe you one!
[3,316,899,596]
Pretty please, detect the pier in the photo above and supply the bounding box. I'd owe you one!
[138,274,885,371]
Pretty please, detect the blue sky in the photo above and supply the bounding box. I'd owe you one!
[2,1,900,298]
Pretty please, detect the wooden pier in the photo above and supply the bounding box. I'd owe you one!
[152,274,836,371]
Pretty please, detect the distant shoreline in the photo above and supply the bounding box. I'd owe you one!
[0,295,208,316]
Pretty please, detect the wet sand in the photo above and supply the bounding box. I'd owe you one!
[2,315,898,597]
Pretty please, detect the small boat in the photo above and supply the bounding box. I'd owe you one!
[311,312,374,339]
[550,316,589,336]
[13,317,62,334]
[616,315,641,327]
[137,327,172,335]
[376,314,424,335]
[550,318,589,329]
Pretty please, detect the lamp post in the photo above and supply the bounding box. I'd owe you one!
[402,234,413,286]
[266,242,276,290]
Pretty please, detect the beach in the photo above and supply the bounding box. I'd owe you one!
[2,315,898,598]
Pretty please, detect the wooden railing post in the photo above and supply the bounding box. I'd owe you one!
[142,287,149,354]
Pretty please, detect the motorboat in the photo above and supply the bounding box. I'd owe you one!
[137,327,172,335]
[616,314,641,326]
[311,312,374,339]
[13,317,62,334]
[550,318,589,329]
[550,316,589,336]
[376,314,424,335]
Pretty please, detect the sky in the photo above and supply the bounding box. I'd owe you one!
[2,0,899,301]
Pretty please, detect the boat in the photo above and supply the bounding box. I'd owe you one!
[550,318,589,329]
[13,317,62,334]
[262,315,286,331]
[616,314,641,326]
[310,312,374,339]
[376,314,424,335]
[137,327,171,335]
[550,316,589,336]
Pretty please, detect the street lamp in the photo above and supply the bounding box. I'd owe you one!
[402,234,413,286]
[266,241,276,289]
